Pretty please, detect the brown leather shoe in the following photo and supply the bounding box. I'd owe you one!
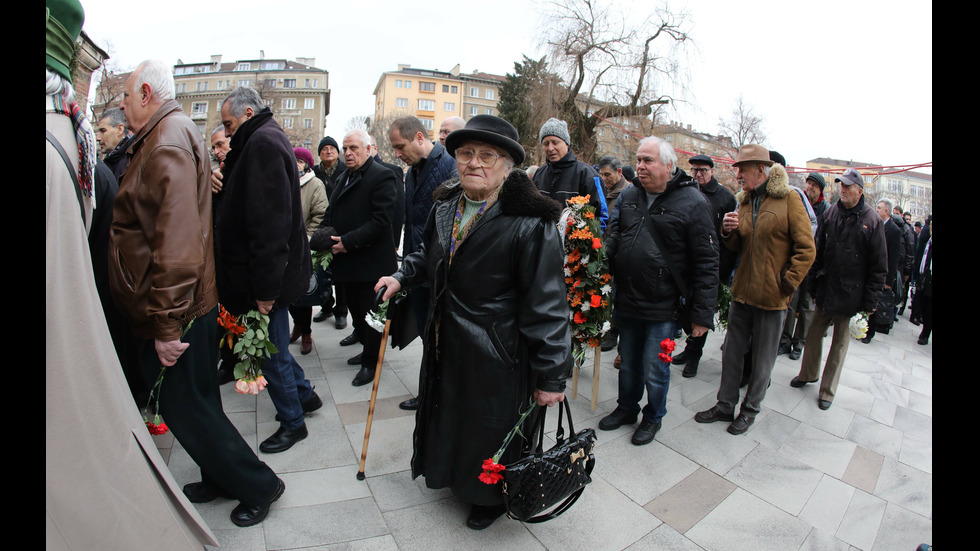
[613,354,622,369]
[289,326,301,343]
[300,334,312,355]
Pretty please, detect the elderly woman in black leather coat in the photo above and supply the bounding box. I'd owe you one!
[375,115,571,530]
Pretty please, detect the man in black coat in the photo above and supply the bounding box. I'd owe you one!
[599,137,719,445]
[311,135,350,329]
[671,154,735,377]
[214,86,321,454]
[95,107,136,183]
[315,129,399,386]
[791,169,886,409]
[863,197,903,343]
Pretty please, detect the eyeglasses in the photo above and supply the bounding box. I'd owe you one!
[691,167,711,174]
[456,148,505,167]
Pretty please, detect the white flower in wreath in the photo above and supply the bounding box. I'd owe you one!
[580,302,591,312]
[601,284,612,295]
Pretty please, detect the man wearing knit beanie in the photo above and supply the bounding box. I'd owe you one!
[311,135,349,328]
[532,117,608,230]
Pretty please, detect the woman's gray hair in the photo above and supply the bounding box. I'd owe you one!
[637,135,678,173]
[133,59,175,102]
[45,68,74,99]
[222,86,264,117]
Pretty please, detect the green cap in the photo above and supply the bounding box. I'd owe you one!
[46,0,85,81]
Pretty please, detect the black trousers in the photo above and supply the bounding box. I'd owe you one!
[137,306,280,506]
[340,281,383,369]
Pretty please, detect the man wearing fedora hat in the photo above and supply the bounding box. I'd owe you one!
[695,144,815,435]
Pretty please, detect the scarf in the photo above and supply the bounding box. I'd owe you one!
[46,72,96,208]
[448,187,500,265]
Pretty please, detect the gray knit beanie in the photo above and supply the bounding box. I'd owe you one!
[539,117,571,145]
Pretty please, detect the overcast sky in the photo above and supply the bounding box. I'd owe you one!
[78,0,932,174]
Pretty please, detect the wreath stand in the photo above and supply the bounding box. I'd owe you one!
[569,346,600,412]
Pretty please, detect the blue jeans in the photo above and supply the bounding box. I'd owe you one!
[616,316,677,424]
[265,306,314,430]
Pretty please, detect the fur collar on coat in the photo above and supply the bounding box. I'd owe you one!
[735,163,791,204]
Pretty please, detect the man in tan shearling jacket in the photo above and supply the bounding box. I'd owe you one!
[695,144,815,435]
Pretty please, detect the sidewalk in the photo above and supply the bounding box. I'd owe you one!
[153,309,932,551]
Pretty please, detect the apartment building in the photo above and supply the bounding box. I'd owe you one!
[170,54,329,151]
[373,64,504,140]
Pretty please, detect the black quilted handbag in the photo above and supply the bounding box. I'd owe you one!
[501,399,596,523]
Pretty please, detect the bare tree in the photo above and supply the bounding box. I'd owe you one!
[717,95,767,149]
[531,0,693,162]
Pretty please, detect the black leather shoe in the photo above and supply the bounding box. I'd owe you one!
[259,425,308,454]
[598,407,638,430]
[399,397,420,410]
[466,503,506,530]
[600,333,618,352]
[681,364,698,378]
[818,399,832,410]
[347,352,363,365]
[340,332,358,346]
[230,478,285,527]
[695,405,734,424]
[183,481,233,503]
[313,309,331,323]
[917,336,928,345]
[335,315,348,330]
[352,366,375,386]
[274,390,323,421]
[671,350,689,365]
[790,376,815,388]
[727,414,754,435]
[631,419,661,445]
[777,343,791,356]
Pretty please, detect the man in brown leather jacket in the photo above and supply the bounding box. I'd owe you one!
[109,59,284,528]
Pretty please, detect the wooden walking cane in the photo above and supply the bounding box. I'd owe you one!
[357,288,391,481]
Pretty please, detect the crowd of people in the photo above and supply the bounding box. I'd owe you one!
[47,0,932,543]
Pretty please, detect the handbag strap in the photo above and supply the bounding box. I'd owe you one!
[46,130,87,227]
[521,400,592,524]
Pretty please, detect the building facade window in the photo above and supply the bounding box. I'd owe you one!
[237,62,250,71]
[470,106,478,116]
[305,98,315,109]
[485,108,493,115]
[485,89,494,100]
[238,79,252,87]
[418,99,435,111]
[470,87,479,97]
[282,118,293,129]
[191,102,207,114]
[421,119,433,130]
[396,97,409,108]
[444,102,455,111]
[303,118,313,129]
[283,98,296,109]
[420,81,435,92]
[283,79,296,88]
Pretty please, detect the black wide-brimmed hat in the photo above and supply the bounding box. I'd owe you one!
[445,115,526,165]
